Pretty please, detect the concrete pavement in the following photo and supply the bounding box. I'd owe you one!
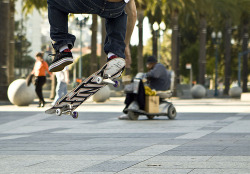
[0,97,250,174]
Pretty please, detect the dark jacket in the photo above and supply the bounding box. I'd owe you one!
[146,63,170,91]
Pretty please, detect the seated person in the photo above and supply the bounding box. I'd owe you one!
[118,56,171,120]
[146,56,171,91]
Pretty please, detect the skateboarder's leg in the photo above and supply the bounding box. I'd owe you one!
[104,11,127,59]
[47,1,76,72]
[47,0,106,50]
[47,1,76,51]
[47,0,98,72]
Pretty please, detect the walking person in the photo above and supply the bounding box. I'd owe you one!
[47,0,137,73]
[51,66,69,105]
[31,52,52,107]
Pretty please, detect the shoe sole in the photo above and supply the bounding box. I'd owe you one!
[49,58,73,72]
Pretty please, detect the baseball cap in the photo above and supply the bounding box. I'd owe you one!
[147,56,157,63]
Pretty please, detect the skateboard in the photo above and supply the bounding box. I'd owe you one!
[45,58,126,118]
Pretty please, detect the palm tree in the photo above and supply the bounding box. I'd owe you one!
[201,0,236,94]
[0,0,10,100]
[240,11,250,92]
[192,0,213,85]
[162,0,185,93]
[178,0,215,85]
[211,0,238,95]
[236,0,250,92]
[211,0,250,93]
[135,0,147,73]
[9,0,15,84]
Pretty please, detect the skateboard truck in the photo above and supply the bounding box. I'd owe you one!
[55,104,78,119]
[96,74,120,87]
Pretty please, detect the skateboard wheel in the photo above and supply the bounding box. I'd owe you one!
[56,108,62,116]
[113,80,120,88]
[72,111,78,119]
[96,76,103,84]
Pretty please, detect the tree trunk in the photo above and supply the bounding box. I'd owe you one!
[100,18,106,67]
[0,0,10,100]
[8,0,15,84]
[90,14,98,74]
[171,9,179,95]
[198,15,207,85]
[176,33,181,85]
[224,18,232,95]
[242,23,249,92]
[137,9,144,72]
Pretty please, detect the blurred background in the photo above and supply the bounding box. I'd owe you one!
[0,0,249,100]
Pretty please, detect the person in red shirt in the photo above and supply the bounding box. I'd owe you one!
[31,52,52,107]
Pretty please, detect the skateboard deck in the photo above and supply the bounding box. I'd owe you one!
[45,58,125,118]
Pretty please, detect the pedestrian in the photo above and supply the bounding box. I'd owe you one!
[47,0,137,73]
[31,52,52,107]
[51,66,69,105]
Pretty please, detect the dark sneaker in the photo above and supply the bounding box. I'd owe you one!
[49,49,73,72]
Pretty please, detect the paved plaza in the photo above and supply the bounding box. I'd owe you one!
[0,97,250,174]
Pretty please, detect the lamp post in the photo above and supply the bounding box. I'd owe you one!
[153,22,166,62]
[159,22,166,62]
[153,22,159,58]
[211,31,222,97]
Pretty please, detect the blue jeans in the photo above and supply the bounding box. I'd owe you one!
[52,81,67,105]
[47,0,127,58]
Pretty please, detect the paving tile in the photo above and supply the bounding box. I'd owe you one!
[160,150,220,156]
[117,168,192,174]
[175,130,214,139]
[126,145,179,156]
[144,156,212,162]
[23,160,103,173]
[189,169,250,174]
[81,161,139,172]
[110,155,152,162]
[208,156,250,162]
[133,161,250,169]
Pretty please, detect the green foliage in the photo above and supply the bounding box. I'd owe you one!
[14,21,34,68]
[180,41,199,80]
[22,0,47,15]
